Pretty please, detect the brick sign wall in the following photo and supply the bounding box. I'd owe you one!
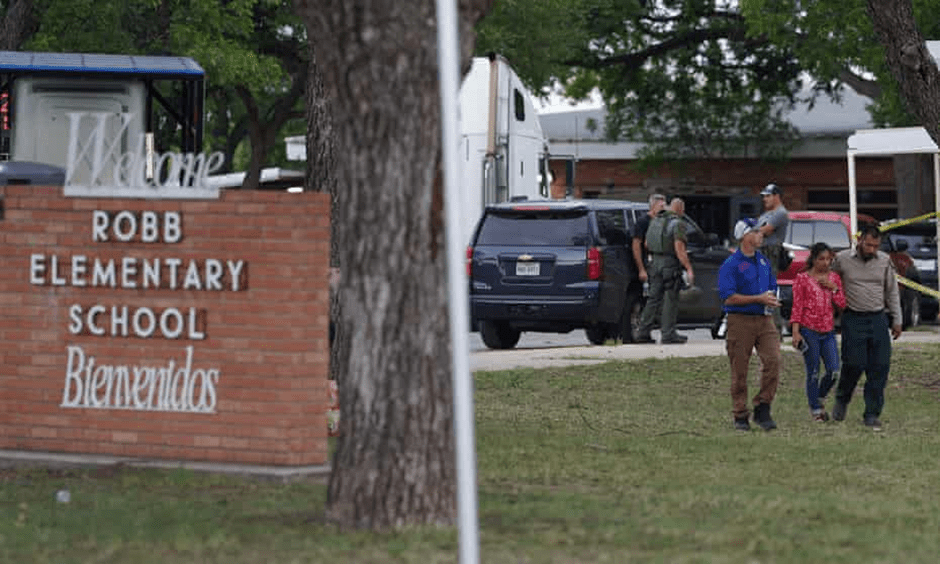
[0,185,330,466]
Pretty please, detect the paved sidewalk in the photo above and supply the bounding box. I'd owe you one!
[470,326,940,371]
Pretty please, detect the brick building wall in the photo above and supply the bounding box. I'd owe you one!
[550,155,896,218]
[0,186,330,466]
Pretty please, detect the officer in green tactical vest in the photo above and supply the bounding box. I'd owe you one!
[635,201,695,344]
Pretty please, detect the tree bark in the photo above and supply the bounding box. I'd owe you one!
[304,52,337,257]
[0,0,35,51]
[302,51,345,381]
[294,0,492,530]
[867,0,940,145]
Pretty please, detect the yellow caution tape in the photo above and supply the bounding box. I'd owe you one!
[852,210,939,240]
[878,210,940,233]
[896,274,940,301]
[844,210,940,299]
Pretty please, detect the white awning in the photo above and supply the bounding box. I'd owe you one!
[846,125,940,301]
[848,126,939,156]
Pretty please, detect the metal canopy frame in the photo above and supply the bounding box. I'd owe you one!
[0,51,205,156]
[847,126,940,296]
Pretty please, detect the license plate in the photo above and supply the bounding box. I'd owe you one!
[516,261,540,276]
[914,258,937,272]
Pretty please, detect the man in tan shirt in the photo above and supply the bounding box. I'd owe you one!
[830,224,902,431]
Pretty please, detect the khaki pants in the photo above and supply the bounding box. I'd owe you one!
[726,313,781,420]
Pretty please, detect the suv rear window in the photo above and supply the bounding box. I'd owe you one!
[788,219,851,249]
[475,210,591,246]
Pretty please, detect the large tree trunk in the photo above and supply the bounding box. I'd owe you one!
[294,0,491,529]
[302,52,344,380]
[867,0,940,146]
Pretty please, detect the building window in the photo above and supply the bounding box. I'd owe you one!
[806,186,897,221]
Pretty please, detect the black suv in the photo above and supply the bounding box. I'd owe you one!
[468,200,731,349]
[880,219,938,323]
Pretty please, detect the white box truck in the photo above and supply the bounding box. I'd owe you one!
[283,53,553,244]
[457,54,551,245]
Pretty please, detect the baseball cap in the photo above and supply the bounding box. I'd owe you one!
[733,217,760,240]
[760,183,781,196]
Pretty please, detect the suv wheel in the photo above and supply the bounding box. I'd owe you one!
[618,292,645,343]
[923,303,939,323]
[585,323,614,345]
[902,290,920,329]
[480,321,521,350]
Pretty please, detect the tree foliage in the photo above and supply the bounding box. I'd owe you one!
[477,0,802,160]
[741,0,940,127]
[4,0,306,183]
[474,0,940,161]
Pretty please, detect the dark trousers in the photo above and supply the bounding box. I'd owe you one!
[837,311,892,419]
[726,313,780,420]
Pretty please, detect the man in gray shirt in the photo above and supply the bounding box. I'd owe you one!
[831,224,902,431]
[757,183,789,273]
[757,183,789,331]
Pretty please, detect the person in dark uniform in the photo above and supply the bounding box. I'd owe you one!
[635,200,694,344]
[631,194,666,286]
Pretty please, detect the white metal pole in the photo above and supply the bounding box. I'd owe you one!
[847,150,858,238]
[934,153,939,297]
[434,2,480,564]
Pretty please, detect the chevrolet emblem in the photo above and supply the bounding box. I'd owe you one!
[518,254,533,261]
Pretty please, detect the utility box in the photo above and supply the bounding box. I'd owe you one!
[10,77,146,173]
[0,51,206,175]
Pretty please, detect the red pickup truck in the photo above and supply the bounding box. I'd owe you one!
[776,211,921,329]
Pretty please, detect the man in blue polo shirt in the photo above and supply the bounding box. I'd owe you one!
[718,218,782,431]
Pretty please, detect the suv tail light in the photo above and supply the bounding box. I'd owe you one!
[466,246,473,277]
[587,247,603,280]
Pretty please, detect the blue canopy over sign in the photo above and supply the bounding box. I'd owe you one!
[0,51,204,78]
[0,51,206,156]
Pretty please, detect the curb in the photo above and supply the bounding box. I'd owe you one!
[0,449,332,482]
[470,329,940,371]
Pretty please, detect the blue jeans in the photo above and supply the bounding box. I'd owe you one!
[799,327,839,411]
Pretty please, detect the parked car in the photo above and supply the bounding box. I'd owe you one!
[467,199,730,349]
[879,218,938,323]
[776,211,922,329]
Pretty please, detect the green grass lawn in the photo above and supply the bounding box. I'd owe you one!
[4,343,940,563]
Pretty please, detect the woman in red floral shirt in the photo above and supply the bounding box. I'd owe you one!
[790,242,847,421]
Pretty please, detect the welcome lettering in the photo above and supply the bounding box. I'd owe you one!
[63,111,224,199]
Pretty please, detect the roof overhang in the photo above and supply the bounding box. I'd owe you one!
[847,126,939,156]
[0,51,204,79]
